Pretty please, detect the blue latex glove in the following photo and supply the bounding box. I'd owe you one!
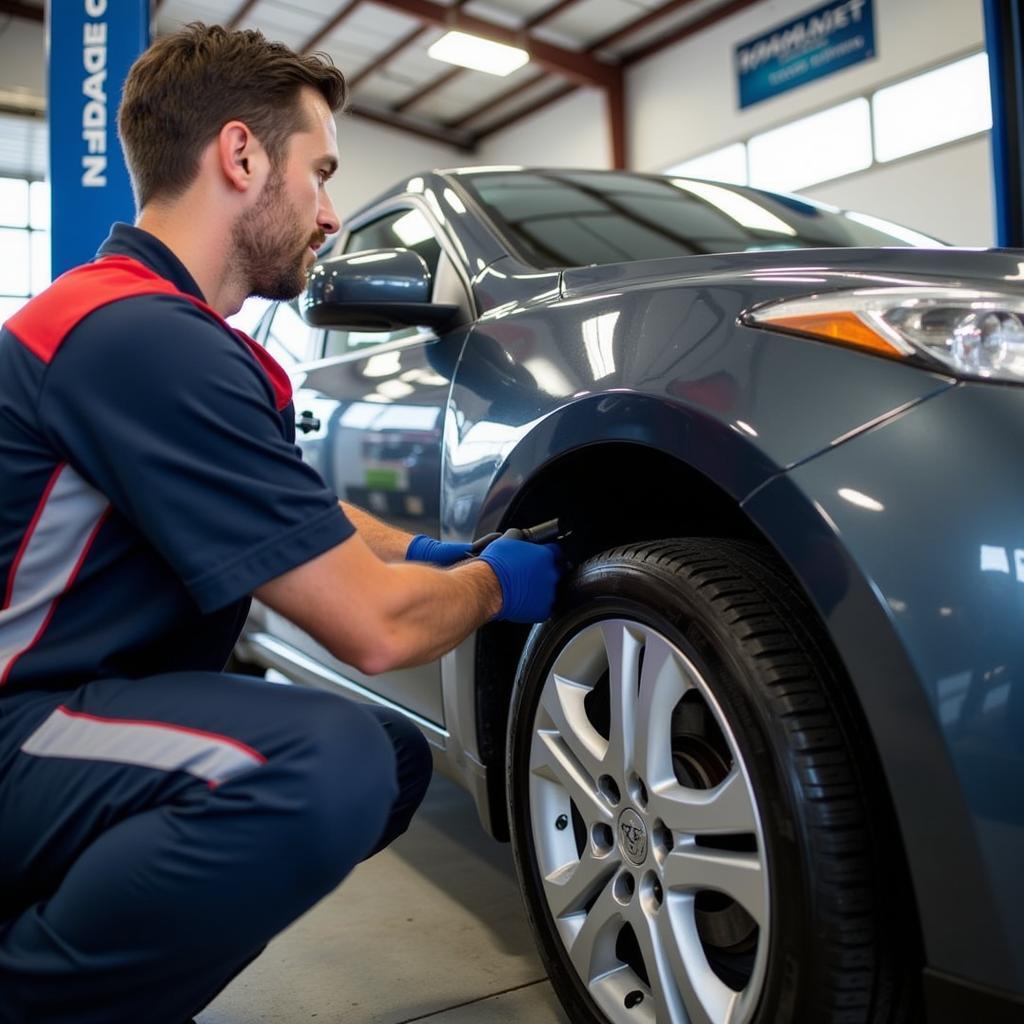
[406,534,474,566]
[478,538,564,622]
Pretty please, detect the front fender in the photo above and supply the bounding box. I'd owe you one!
[443,281,952,540]
[742,382,1024,993]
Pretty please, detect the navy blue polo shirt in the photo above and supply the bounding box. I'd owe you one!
[0,223,354,692]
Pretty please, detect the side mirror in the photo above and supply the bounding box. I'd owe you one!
[302,248,459,331]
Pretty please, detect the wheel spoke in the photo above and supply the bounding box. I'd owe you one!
[651,766,759,836]
[539,672,605,783]
[663,839,767,928]
[628,901,690,1024]
[601,620,643,777]
[566,874,624,983]
[652,895,740,1024]
[544,844,621,919]
[634,631,692,790]
[532,729,613,826]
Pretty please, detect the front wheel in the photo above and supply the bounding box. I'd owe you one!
[506,539,915,1024]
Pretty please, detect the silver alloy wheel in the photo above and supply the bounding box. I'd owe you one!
[528,619,770,1024]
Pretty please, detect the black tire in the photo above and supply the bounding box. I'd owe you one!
[506,538,918,1024]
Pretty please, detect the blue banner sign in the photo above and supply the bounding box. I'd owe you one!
[736,0,875,110]
[48,0,149,278]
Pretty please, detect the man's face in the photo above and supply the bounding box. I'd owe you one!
[232,89,340,301]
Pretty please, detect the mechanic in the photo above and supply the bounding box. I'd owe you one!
[0,23,562,1024]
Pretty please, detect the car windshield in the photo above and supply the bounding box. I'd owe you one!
[454,169,944,269]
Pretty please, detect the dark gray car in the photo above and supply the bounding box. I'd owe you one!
[235,168,1024,1024]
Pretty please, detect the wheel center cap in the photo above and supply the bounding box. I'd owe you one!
[617,807,648,865]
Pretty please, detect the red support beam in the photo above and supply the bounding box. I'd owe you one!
[607,75,625,168]
[347,25,428,89]
[359,0,617,87]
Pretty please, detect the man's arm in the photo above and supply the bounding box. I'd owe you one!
[255,531,504,675]
[339,501,413,562]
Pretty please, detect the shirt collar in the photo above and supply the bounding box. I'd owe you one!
[96,223,206,303]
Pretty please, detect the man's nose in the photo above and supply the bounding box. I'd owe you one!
[318,192,340,237]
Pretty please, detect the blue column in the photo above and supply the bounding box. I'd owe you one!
[48,0,150,278]
[984,0,1024,247]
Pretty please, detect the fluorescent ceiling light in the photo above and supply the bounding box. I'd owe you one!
[428,31,528,76]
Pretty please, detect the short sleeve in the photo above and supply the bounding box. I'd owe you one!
[39,294,354,612]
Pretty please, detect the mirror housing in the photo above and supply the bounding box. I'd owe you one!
[302,248,459,331]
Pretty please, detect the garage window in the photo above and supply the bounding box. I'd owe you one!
[872,53,991,163]
[0,177,49,324]
[747,99,873,193]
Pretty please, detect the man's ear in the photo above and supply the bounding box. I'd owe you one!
[217,120,267,193]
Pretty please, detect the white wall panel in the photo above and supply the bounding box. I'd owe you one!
[477,86,609,168]
[329,114,468,218]
[804,135,994,247]
[626,0,984,173]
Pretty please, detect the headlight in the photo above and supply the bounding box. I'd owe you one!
[744,287,1024,383]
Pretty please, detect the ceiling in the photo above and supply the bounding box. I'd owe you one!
[0,0,758,155]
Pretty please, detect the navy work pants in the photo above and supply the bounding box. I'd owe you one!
[0,671,433,1023]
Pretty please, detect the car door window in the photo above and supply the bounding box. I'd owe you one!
[324,207,444,360]
[265,299,321,367]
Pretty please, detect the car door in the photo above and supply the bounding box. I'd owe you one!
[260,199,474,727]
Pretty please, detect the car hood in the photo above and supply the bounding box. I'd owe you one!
[560,246,1024,299]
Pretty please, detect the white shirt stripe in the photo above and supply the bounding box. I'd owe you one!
[21,706,266,786]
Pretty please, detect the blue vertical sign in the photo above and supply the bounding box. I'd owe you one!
[48,0,150,278]
[736,0,875,109]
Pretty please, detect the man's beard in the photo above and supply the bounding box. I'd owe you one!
[232,167,321,301]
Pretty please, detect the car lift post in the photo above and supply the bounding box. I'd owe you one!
[984,0,1024,247]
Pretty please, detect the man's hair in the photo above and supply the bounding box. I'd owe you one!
[118,23,347,209]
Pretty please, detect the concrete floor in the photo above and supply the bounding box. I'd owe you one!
[196,774,571,1024]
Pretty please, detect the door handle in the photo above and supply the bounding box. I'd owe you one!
[296,410,321,433]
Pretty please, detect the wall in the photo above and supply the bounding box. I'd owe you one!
[804,135,993,247]
[476,86,610,169]
[627,0,984,171]
[329,114,467,219]
[0,16,45,99]
[479,0,995,244]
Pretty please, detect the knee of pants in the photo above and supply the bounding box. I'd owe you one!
[373,706,433,807]
[283,696,400,885]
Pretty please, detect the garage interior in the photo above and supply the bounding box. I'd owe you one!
[0,1,1020,1023]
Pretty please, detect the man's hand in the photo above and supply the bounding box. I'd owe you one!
[478,538,563,622]
[405,535,474,566]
